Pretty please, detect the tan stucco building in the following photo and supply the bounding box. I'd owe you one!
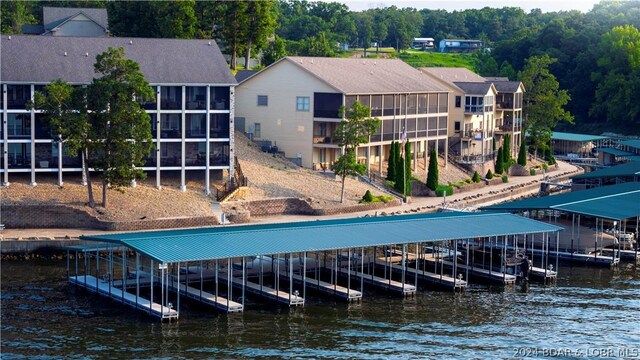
[236,57,452,175]
[421,68,524,165]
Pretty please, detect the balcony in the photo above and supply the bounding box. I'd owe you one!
[496,102,514,110]
[313,136,339,145]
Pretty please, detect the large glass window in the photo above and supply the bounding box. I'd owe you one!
[8,143,31,168]
[159,142,182,167]
[428,94,438,113]
[407,94,417,115]
[211,87,230,110]
[186,86,206,110]
[185,142,206,166]
[418,94,427,114]
[455,96,461,108]
[210,113,230,138]
[464,96,483,113]
[160,114,182,138]
[383,95,394,116]
[142,86,158,110]
[313,93,341,118]
[210,142,230,166]
[296,96,310,111]
[371,95,383,117]
[186,114,206,138]
[484,95,493,112]
[35,143,57,168]
[7,85,30,110]
[161,86,182,110]
[438,93,448,113]
[7,113,30,138]
[257,95,268,106]
[35,113,53,139]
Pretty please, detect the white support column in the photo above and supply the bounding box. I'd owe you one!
[57,140,63,186]
[2,84,8,187]
[29,85,36,187]
[205,86,211,195]
[228,86,235,182]
[180,85,186,192]
[155,87,161,189]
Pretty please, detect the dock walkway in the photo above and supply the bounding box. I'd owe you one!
[169,280,243,313]
[231,277,304,307]
[283,273,362,302]
[346,269,416,296]
[69,275,178,320]
[374,259,467,290]
[422,258,517,285]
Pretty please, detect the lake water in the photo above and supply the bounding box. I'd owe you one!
[1,259,639,359]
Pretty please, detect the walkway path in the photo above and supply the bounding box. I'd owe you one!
[1,161,581,240]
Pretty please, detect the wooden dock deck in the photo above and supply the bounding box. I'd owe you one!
[346,269,416,296]
[231,278,304,307]
[169,280,243,313]
[69,275,178,320]
[374,260,467,290]
[283,273,362,302]
[528,266,557,283]
[422,258,517,285]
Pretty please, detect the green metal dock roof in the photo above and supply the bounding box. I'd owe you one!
[80,212,561,264]
[620,139,640,149]
[596,147,636,157]
[482,182,640,221]
[552,131,609,142]
[571,161,640,180]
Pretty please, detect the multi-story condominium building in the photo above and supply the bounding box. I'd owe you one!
[235,57,451,176]
[0,35,236,194]
[421,68,524,165]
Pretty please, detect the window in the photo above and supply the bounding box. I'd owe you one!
[257,95,268,106]
[296,96,310,111]
[454,121,461,132]
[464,96,483,113]
[455,96,461,108]
[254,123,261,138]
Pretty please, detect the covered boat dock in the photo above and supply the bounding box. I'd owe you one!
[70,212,561,320]
[482,182,640,265]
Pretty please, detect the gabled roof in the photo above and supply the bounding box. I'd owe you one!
[80,212,560,263]
[482,182,640,221]
[235,70,258,83]
[281,57,450,94]
[491,81,524,93]
[43,7,108,30]
[0,35,236,85]
[420,67,485,85]
[454,81,494,96]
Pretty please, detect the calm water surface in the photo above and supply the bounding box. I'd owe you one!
[1,260,639,359]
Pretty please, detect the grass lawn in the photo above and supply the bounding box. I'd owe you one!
[398,50,478,70]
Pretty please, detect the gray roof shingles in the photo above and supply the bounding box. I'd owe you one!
[286,56,450,94]
[492,81,522,93]
[43,7,109,30]
[0,35,236,85]
[453,82,493,95]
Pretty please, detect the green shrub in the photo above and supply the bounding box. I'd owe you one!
[502,175,508,183]
[465,178,472,184]
[486,169,494,179]
[472,171,481,183]
[542,163,549,171]
[378,195,394,203]
[530,168,536,176]
[435,184,453,196]
[362,190,374,202]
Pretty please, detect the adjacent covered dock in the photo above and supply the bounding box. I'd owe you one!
[70,212,562,320]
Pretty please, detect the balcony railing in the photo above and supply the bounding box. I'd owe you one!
[312,136,339,145]
[496,102,514,109]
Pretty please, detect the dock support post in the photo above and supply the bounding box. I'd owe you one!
[200,261,203,300]
[414,243,419,289]
[361,247,365,295]
[465,239,470,286]
[489,237,493,276]
[502,236,506,283]
[401,244,406,293]
[135,253,139,308]
[347,248,351,295]
[241,257,245,309]
[150,259,154,315]
[289,254,293,305]
[303,252,307,301]
[215,260,219,304]
[122,250,126,302]
[453,240,458,285]
[555,232,560,276]
[227,258,232,309]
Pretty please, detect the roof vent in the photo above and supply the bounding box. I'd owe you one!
[370,70,374,75]
[374,61,376,65]
[64,52,67,56]
[85,52,89,57]
[7,36,11,40]
[310,59,314,64]
[129,40,133,45]
[208,41,211,46]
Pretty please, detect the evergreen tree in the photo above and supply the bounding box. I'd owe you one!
[503,133,511,163]
[404,141,412,196]
[495,147,504,174]
[517,140,527,166]
[426,149,439,191]
[486,169,494,179]
[394,142,404,192]
[387,141,396,181]
[472,171,481,183]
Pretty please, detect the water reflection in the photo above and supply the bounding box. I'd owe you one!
[1,260,638,359]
